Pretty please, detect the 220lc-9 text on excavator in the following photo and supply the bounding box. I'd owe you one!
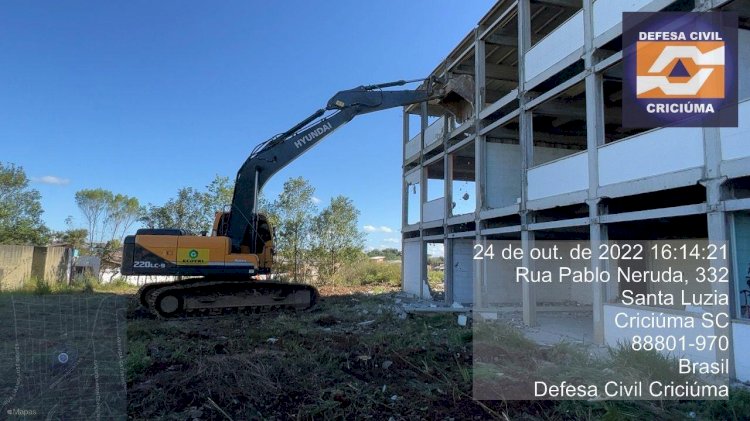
[120,76,472,318]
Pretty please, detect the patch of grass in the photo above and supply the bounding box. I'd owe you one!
[332,261,401,287]
[124,291,750,420]
[608,341,692,383]
[125,340,151,382]
[427,269,444,291]
[95,277,138,293]
[7,277,83,295]
[33,277,52,295]
[694,388,750,420]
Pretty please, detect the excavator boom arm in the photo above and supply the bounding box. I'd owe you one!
[226,79,441,251]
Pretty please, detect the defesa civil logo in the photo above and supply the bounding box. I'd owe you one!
[623,12,738,127]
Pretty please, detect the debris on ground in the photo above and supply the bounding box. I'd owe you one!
[125,285,750,420]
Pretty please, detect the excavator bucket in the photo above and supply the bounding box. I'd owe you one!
[437,74,475,122]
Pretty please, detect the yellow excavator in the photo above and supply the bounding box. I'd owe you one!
[122,76,469,317]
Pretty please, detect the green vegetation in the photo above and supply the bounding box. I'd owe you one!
[4,275,137,296]
[427,269,444,291]
[332,260,401,287]
[0,162,49,245]
[310,196,365,279]
[125,291,750,420]
[367,248,402,261]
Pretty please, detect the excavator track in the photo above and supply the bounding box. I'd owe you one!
[138,278,318,318]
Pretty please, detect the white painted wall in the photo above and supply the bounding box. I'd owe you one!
[732,322,750,382]
[593,0,651,38]
[483,240,522,305]
[403,241,423,297]
[527,151,589,200]
[486,143,522,209]
[721,100,750,162]
[482,241,593,305]
[423,197,445,222]
[452,239,474,304]
[604,305,718,364]
[599,128,704,186]
[525,11,584,82]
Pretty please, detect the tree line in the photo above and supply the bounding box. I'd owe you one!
[0,162,389,284]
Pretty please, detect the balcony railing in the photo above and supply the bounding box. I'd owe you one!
[524,10,583,82]
[720,99,750,162]
[405,117,446,162]
[598,127,704,186]
[593,0,653,39]
[527,151,589,201]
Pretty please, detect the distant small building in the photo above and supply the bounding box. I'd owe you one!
[369,256,386,263]
[73,256,100,279]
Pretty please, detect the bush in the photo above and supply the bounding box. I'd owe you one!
[71,274,100,293]
[332,260,401,287]
[34,277,52,295]
[427,269,444,290]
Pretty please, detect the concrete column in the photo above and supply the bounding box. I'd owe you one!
[402,110,410,229]
[473,31,487,308]
[702,126,735,378]
[588,199,609,344]
[583,0,608,344]
[521,215,536,326]
[419,102,429,299]
[517,0,536,326]
[445,237,454,304]
[444,145,453,303]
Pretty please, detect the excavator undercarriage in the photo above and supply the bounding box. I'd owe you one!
[138,278,318,318]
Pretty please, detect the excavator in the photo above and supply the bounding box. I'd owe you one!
[121,76,471,317]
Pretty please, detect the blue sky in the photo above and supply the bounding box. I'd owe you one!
[0,1,492,249]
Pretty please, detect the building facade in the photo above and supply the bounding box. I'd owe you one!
[401,0,750,382]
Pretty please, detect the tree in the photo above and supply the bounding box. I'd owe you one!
[310,196,364,280]
[140,175,235,235]
[273,177,317,282]
[367,248,402,261]
[57,228,88,250]
[75,188,113,246]
[104,194,140,241]
[0,163,49,245]
[203,175,233,214]
[140,187,206,233]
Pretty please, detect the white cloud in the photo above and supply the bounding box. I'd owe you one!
[32,175,70,185]
[363,225,394,233]
[383,238,400,244]
[312,196,321,205]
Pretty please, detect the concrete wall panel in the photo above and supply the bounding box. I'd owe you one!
[525,11,584,82]
[593,0,651,38]
[721,100,750,162]
[599,127,703,186]
[452,239,474,304]
[604,304,717,364]
[486,143,522,209]
[403,241,423,297]
[733,322,750,382]
[0,245,34,290]
[528,151,589,200]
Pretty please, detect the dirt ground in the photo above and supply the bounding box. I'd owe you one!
[125,286,750,420]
